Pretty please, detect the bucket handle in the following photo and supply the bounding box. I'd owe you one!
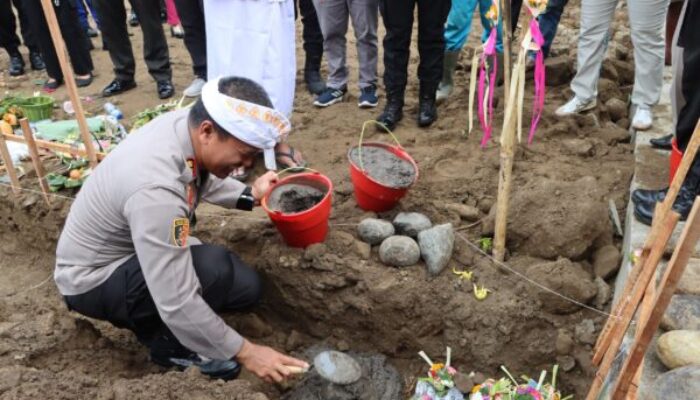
[358,120,403,172]
[276,166,321,176]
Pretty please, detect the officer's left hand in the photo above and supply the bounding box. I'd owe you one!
[251,170,279,202]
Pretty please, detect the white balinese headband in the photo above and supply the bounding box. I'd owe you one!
[201,78,291,170]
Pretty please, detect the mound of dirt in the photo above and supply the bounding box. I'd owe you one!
[527,258,598,314]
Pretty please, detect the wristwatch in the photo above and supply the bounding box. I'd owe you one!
[236,186,255,211]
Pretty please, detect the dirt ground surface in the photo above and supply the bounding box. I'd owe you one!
[0,2,641,399]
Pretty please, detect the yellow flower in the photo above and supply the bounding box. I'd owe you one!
[430,363,445,372]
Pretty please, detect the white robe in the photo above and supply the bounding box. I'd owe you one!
[204,0,297,117]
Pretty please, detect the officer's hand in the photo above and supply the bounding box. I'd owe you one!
[236,339,309,383]
[251,171,279,202]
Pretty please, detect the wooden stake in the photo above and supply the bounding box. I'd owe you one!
[19,119,50,204]
[39,0,98,168]
[594,119,700,355]
[625,273,657,400]
[585,210,680,400]
[0,131,21,194]
[2,133,106,161]
[612,199,700,399]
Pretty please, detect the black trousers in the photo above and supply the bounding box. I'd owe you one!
[676,0,699,154]
[296,0,324,67]
[0,0,39,54]
[65,244,262,347]
[24,0,93,81]
[379,0,451,94]
[173,0,206,79]
[92,0,171,82]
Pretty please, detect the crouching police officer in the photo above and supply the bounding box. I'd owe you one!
[55,76,309,382]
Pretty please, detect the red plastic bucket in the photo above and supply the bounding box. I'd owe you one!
[348,121,418,212]
[261,172,333,248]
[669,138,683,183]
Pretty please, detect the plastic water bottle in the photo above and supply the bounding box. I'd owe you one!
[104,102,123,120]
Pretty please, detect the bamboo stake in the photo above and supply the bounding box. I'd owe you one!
[2,133,106,161]
[493,0,515,262]
[0,132,21,194]
[594,119,700,356]
[19,119,50,204]
[39,0,97,168]
[585,210,680,400]
[612,199,700,400]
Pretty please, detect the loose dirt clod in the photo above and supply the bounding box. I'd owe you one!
[349,146,416,188]
[268,183,325,213]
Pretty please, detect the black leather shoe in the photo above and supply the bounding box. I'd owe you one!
[634,170,699,226]
[8,53,25,76]
[146,335,241,381]
[76,73,93,88]
[102,79,137,97]
[29,51,45,71]
[157,80,175,99]
[128,10,139,26]
[632,187,667,205]
[650,133,673,150]
[417,82,438,127]
[377,92,404,132]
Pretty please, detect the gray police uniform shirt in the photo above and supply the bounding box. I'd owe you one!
[55,108,248,360]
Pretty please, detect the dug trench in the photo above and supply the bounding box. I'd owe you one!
[0,5,640,397]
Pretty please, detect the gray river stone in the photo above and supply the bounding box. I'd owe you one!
[656,330,700,369]
[661,295,700,331]
[652,365,700,400]
[418,223,455,276]
[379,236,420,267]
[393,212,432,238]
[357,218,395,245]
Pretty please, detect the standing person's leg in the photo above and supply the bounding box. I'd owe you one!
[349,0,379,108]
[75,0,90,31]
[165,0,184,38]
[537,0,569,57]
[478,0,503,53]
[85,0,101,29]
[627,0,669,130]
[56,0,94,79]
[22,0,63,84]
[555,0,616,116]
[511,0,523,32]
[415,0,451,127]
[670,0,687,129]
[12,0,45,70]
[175,0,207,96]
[312,0,350,106]
[93,0,138,92]
[0,1,25,76]
[130,0,173,98]
[299,0,325,94]
[377,0,414,130]
[436,0,475,102]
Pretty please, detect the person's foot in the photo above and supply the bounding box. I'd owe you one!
[102,79,137,97]
[417,82,438,127]
[8,53,25,76]
[313,86,346,107]
[86,27,99,38]
[632,187,667,205]
[75,73,93,88]
[147,335,241,381]
[304,68,325,95]
[29,51,45,71]
[436,51,459,103]
[43,78,63,92]
[632,106,653,131]
[102,38,109,51]
[555,96,597,117]
[650,133,674,150]
[377,95,403,132]
[128,10,139,26]
[358,84,378,108]
[183,77,206,97]
[634,172,699,226]
[171,24,185,39]
[157,80,175,99]
[275,143,306,170]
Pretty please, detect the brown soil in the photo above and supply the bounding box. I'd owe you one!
[349,146,417,188]
[0,1,638,399]
[268,183,326,213]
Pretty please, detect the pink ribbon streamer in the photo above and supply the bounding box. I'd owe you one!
[478,28,498,148]
[528,18,546,145]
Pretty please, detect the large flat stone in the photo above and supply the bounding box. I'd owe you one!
[661,295,700,331]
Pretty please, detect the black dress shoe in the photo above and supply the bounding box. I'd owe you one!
[43,78,63,92]
[86,27,99,38]
[102,79,137,97]
[157,80,175,99]
[634,168,700,226]
[128,10,139,26]
[650,133,673,150]
[76,73,93,88]
[417,82,438,127]
[632,187,667,205]
[377,93,404,132]
[29,51,45,71]
[145,334,241,381]
[8,53,25,76]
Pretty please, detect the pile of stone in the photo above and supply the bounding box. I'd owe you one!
[357,212,455,276]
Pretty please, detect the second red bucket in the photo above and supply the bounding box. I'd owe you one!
[348,121,419,212]
[261,172,333,248]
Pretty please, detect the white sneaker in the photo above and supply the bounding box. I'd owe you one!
[183,77,206,97]
[555,96,597,117]
[632,106,653,131]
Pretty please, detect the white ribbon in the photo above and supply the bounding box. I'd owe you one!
[201,78,291,170]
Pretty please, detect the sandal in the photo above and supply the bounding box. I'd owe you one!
[229,166,251,182]
[275,146,307,172]
[76,73,94,88]
[43,78,63,93]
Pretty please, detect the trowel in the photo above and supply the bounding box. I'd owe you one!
[284,350,362,385]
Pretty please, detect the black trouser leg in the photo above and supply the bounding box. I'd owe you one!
[64,244,262,348]
[380,0,415,95]
[298,0,324,66]
[92,0,136,81]
[131,0,172,82]
[416,0,450,87]
[0,1,21,54]
[13,0,39,52]
[174,0,206,79]
[511,0,523,33]
[24,0,93,80]
[676,3,700,154]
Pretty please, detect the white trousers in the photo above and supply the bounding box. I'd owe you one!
[571,0,669,107]
[204,0,296,117]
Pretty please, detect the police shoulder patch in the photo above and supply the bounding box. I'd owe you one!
[171,218,190,247]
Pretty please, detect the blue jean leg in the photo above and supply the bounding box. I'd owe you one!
[85,0,101,29]
[444,0,479,52]
[538,0,569,57]
[76,0,90,30]
[478,0,504,54]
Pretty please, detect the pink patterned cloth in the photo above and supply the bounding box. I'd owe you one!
[165,0,181,26]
